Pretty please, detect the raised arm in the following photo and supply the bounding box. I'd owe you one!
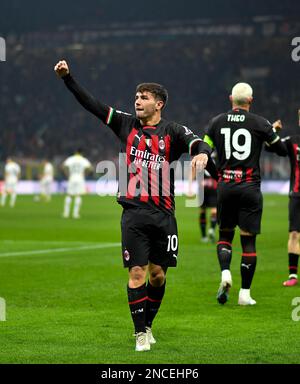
[54,60,111,122]
[264,119,288,157]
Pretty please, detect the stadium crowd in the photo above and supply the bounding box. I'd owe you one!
[0,18,299,178]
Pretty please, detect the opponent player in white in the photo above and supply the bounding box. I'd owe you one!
[62,149,92,218]
[1,158,21,207]
[40,160,54,202]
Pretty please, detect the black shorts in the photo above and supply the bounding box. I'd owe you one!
[121,205,178,268]
[289,196,300,232]
[201,188,217,208]
[217,182,263,234]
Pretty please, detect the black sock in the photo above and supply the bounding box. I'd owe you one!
[288,253,299,276]
[127,283,147,333]
[240,235,257,289]
[146,280,166,328]
[210,213,217,230]
[217,230,234,270]
[200,212,206,237]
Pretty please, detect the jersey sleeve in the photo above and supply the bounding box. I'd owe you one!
[85,158,92,169]
[280,136,293,156]
[260,118,280,146]
[203,118,216,150]
[63,158,71,167]
[62,74,134,138]
[172,124,212,156]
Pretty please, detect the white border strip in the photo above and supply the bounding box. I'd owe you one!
[0,242,120,258]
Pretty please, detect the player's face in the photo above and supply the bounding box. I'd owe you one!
[135,91,159,119]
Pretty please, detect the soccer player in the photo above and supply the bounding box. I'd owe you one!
[204,82,287,306]
[54,59,216,351]
[200,171,218,243]
[39,160,54,202]
[1,158,21,208]
[62,149,92,219]
[282,131,300,287]
[266,114,300,287]
[189,159,218,243]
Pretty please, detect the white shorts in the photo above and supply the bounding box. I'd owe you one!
[4,182,18,193]
[40,179,53,194]
[67,180,86,196]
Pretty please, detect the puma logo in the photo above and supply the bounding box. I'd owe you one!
[221,248,232,254]
[135,134,143,142]
[241,263,251,269]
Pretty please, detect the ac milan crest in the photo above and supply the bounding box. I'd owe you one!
[124,249,130,261]
[159,139,165,150]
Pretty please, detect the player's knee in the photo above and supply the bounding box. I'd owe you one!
[149,268,165,287]
[129,266,146,286]
[219,229,235,243]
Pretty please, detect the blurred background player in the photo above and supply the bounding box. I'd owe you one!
[1,158,21,208]
[62,149,92,219]
[200,170,218,243]
[189,153,218,243]
[39,160,54,202]
[282,125,300,287]
[266,112,300,287]
[204,82,287,306]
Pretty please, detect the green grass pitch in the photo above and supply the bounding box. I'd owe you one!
[0,194,299,364]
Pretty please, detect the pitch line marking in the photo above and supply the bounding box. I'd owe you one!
[0,243,120,258]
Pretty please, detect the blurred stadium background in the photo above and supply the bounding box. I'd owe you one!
[1,0,300,364]
[1,0,300,187]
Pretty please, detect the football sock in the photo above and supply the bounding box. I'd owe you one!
[146,280,166,328]
[288,253,299,277]
[127,283,147,333]
[63,195,72,217]
[73,196,82,217]
[217,230,234,270]
[200,212,206,237]
[1,192,7,206]
[10,193,17,207]
[210,212,217,229]
[240,235,257,289]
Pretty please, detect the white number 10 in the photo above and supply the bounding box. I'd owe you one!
[167,235,178,252]
[221,128,252,160]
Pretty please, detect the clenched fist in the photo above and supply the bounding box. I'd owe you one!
[54,60,69,78]
[272,119,282,131]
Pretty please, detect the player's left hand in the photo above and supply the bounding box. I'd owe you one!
[191,153,208,172]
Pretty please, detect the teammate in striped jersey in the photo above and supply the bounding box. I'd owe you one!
[267,113,300,287]
[54,59,217,351]
[204,82,287,306]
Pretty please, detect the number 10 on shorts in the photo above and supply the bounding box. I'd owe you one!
[167,235,178,252]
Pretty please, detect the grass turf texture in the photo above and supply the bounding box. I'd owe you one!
[0,194,299,364]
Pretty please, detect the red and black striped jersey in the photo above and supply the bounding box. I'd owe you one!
[107,109,205,213]
[63,74,213,214]
[282,135,300,197]
[204,108,283,185]
[202,171,218,190]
